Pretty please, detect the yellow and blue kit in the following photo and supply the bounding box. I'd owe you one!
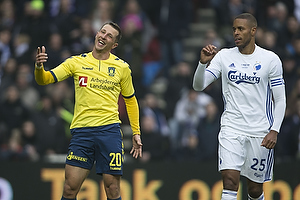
[35,52,140,174]
[35,52,140,133]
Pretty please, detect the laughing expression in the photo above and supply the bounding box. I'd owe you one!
[94,24,119,52]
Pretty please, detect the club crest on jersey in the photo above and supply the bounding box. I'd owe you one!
[253,62,262,71]
[79,76,88,87]
[108,67,116,77]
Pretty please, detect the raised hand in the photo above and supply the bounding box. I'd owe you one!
[200,44,217,64]
[36,46,48,67]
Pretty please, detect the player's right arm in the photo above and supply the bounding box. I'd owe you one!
[34,46,55,85]
[193,44,218,91]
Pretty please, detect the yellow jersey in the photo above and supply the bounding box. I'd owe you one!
[50,52,135,129]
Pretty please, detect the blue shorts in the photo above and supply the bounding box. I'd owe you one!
[66,123,124,175]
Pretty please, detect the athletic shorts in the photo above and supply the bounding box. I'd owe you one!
[218,131,274,183]
[66,123,124,175]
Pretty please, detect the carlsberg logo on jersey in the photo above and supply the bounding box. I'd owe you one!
[228,70,260,84]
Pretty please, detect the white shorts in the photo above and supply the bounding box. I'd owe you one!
[218,131,274,183]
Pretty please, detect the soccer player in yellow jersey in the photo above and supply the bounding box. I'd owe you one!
[34,22,142,200]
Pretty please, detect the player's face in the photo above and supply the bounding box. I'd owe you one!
[232,18,255,49]
[94,24,119,52]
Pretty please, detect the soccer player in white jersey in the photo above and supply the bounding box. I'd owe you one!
[193,13,286,200]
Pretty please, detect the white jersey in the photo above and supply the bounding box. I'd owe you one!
[206,45,284,136]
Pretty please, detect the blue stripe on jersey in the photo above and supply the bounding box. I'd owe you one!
[50,70,58,83]
[206,69,218,79]
[266,84,273,130]
[264,149,274,182]
[270,78,284,87]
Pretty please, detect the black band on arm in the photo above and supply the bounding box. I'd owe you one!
[122,93,135,99]
[50,71,58,83]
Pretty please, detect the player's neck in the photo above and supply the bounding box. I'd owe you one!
[238,43,255,55]
[92,50,110,60]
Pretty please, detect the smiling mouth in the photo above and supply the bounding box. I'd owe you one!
[98,40,105,45]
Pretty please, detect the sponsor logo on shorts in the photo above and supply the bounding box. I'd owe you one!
[67,151,88,162]
[110,167,122,170]
[254,172,263,178]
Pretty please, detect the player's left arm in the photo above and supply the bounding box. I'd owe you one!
[120,64,142,158]
[123,95,142,158]
[262,76,286,149]
[123,95,140,135]
[262,54,286,149]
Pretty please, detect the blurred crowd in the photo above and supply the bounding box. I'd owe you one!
[0,0,299,164]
